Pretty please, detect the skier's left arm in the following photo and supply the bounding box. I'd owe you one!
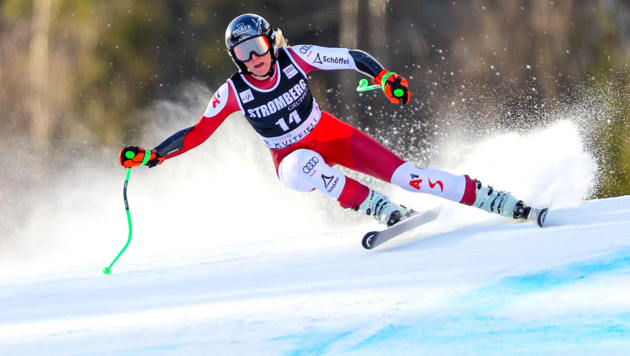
[288,45,410,104]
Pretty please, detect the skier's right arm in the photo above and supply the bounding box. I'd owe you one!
[119,82,241,168]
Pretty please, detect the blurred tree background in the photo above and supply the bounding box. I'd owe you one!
[1,0,630,202]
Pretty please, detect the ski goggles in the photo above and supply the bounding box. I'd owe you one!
[233,36,271,62]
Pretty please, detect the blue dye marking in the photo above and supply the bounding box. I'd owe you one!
[275,330,354,356]
[454,248,630,315]
[275,249,630,356]
[278,314,630,356]
[480,248,630,298]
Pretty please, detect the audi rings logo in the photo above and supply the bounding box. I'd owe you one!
[299,45,313,54]
[303,157,319,173]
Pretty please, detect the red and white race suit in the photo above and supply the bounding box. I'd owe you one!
[157,45,476,209]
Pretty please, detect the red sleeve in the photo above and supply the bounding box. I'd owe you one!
[286,47,318,74]
[163,81,241,160]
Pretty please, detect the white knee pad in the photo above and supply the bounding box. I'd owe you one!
[391,162,467,203]
[278,149,346,199]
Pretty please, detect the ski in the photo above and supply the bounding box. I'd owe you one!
[527,207,549,228]
[362,205,443,250]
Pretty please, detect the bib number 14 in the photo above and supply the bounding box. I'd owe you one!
[275,110,301,132]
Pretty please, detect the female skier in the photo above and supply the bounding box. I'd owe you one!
[120,13,545,228]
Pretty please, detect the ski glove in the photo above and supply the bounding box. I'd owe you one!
[372,69,411,105]
[119,146,161,168]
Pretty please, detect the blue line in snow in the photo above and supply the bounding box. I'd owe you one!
[276,314,630,356]
[483,248,630,297]
[275,248,630,356]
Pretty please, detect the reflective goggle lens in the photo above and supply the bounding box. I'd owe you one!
[233,36,270,62]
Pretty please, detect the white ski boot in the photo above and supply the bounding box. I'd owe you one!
[356,190,411,227]
[472,180,519,218]
[472,179,548,227]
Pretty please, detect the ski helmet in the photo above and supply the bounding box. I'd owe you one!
[225,14,277,76]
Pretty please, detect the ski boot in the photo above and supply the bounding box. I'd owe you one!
[472,179,548,227]
[356,189,412,227]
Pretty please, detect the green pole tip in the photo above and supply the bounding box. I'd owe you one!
[394,88,405,98]
[125,151,136,159]
[356,78,380,92]
[102,267,111,275]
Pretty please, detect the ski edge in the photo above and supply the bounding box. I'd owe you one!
[362,205,443,250]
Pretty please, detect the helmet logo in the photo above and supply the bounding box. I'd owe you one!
[256,17,266,32]
[233,23,252,37]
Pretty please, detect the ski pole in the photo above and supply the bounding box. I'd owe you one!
[356,72,402,94]
[103,168,133,275]
[356,78,380,92]
[103,149,151,275]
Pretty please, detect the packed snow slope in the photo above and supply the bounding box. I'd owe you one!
[1,119,629,355]
[1,197,630,355]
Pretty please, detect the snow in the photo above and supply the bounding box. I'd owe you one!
[1,120,629,355]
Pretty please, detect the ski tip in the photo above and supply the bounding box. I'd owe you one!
[362,232,377,249]
[537,208,549,228]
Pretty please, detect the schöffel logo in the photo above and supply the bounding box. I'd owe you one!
[321,174,340,192]
[313,53,350,65]
[322,174,334,188]
[232,23,252,37]
[239,89,254,104]
[302,156,319,174]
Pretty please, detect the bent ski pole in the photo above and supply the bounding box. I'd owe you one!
[103,168,133,275]
[356,78,380,92]
[103,149,151,275]
[356,72,400,93]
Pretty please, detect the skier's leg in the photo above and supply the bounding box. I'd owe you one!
[278,149,347,198]
[278,149,408,226]
[390,162,472,203]
[390,162,531,219]
[283,113,536,222]
[310,114,405,183]
[323,118,528,220]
